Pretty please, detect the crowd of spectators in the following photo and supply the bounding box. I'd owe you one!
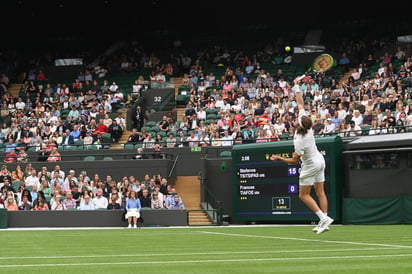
[0,163,184,214]
[124,44,412,148]
[1,28,412,159]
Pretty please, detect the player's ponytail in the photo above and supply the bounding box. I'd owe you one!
[296,115,312,135]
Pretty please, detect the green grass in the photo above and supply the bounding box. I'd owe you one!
[0,225,412,273]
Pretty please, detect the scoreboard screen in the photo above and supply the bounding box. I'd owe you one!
[231,136,343,222]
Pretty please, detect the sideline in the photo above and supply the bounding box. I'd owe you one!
[199,230,412,249]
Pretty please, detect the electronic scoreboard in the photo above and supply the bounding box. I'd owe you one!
[231,136,343,222]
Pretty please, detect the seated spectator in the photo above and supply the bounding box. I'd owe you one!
[79,195,95,210]
[5,196,19,211]
[167,194,185,209]
[18,195,33,210]
[62,190,76,209]
[345,121,362,137]
[32,198,49,210]
[139,189,151,208]
[93,188,108,209]
[131,147,147,160]
[126,128,140,144]
[47,147,61,162]
[4,149,18,163]
[151,144,165,159]
[107,195,122,210]
[221,129,234,146]
[50,194,66,210]
[125,190,141,228]
[165,132,177,148]
[151,191,164,209]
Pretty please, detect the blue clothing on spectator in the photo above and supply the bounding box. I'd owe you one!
[125,198,141,211]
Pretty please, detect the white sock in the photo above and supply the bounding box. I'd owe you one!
[315,210,327,221]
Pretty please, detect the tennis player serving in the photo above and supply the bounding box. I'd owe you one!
[270,76,333,234]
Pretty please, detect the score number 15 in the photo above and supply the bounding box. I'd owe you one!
[287,166,299,177]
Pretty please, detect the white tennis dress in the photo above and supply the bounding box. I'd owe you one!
[294,109,325,185]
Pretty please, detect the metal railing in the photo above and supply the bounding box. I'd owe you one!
[197,171,223,225]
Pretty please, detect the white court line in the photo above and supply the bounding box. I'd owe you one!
[0,247,401,261]
[1,254,412,268]
[199,231,412,249]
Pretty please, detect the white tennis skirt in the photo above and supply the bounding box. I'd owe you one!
[125,209,140,218]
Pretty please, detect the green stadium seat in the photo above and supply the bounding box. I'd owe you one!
[83,156,96,161]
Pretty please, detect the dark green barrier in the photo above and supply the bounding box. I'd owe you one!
[0,208,7,228]
[342,196,412,224]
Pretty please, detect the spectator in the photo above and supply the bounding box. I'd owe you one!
[345,121,362,137]
[83,131,94,145]
[33,198,49,210]
[323,118,336,135]
[168,194,185,210]
[151,191,164,209]
[152,144,165,159]
[79,195,95,210]
[131,147,147,160]
[50,194,66,210]
[18,195,33,210]
[61,129,74,146]
[125,190,141,228]
[142,132,155,149]
[139,189,151,208]
[221,129,234,146]
[5,196,18,211]
[46,147,61,162]
[93,188,108,209]
[4,149,18,163]
[126,128,140,144]
[107,195,122,210]
[62,191,76,209]
[165,132,177,148]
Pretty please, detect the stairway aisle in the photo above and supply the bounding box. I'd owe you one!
[174,176,213,226]
[172,77,185,121]
[8,83,21,98]
[339,68,353,85]
[110,108,130,149]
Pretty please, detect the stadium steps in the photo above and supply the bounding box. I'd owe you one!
[174,176,213,226]
[110,108,129,149]
[9,83,21,98]
[339,69,353,85]
[172,77,186,120]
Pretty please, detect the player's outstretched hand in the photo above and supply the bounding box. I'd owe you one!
[270,155,280,161]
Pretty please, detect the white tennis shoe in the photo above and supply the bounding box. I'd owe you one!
[316,217,334,235]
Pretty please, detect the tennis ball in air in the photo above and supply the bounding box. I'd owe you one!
[285,46,291,52]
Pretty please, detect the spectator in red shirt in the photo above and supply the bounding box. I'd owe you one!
[4,149,18,163]
[95,118,109,134]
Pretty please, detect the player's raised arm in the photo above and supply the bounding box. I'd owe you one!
[293,77,305,111]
